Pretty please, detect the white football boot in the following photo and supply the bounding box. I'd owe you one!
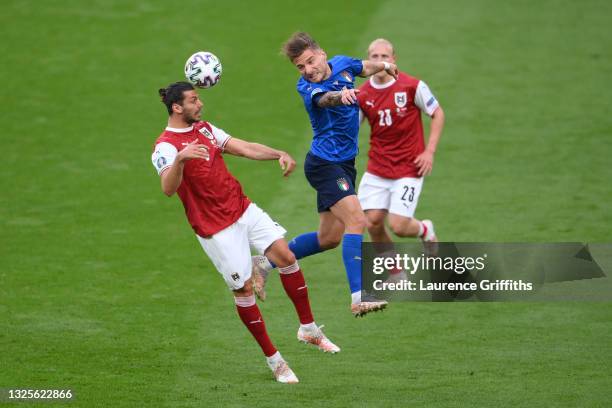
[251,255,273,301]
[266,354,299,384]
[297,324,341,353]
[421,219,437,242]
[421,219,439,256]
[351,293,388,318]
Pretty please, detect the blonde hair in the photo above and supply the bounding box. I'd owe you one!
[367,38,395,56]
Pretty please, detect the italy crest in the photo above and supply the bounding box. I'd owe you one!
[340,71,352,82]
[337,178,350,191]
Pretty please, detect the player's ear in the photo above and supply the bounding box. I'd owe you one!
[172,103,183,114]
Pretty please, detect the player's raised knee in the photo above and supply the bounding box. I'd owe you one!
[321,238,341,249]
[318,233,342,249]
[367,215,385,232]
[265,239,297,268]
[273,248,297,268]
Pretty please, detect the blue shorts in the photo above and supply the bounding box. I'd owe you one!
[304,151,357,212]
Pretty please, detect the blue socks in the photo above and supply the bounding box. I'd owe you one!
[289,232,323,260]
[270,232,323,268]
[270,231,363,295]
[342,234,362,294]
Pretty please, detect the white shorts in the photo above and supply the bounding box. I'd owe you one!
[196,203,286,290]
[358,171,424,218]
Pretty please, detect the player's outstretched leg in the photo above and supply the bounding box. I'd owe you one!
[266,239,340,354]
[234,282,298,383]
[330,196,389,317]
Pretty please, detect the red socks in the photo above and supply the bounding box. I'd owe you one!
[279,262,314,324]
[235,295,277,357]
[234,261,314,357]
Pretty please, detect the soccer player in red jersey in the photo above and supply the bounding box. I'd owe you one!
[151,81,340,384]
[357,39,445,278]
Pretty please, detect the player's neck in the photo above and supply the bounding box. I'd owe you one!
[372,73,394,86]
[322,64,332,81]
[167,116,193,129]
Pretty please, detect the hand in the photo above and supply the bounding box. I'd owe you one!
[340,86,359,105]
[177,139,210,162]
[414,149,434,176]
[278,151,296,177]
[385,62,399,80]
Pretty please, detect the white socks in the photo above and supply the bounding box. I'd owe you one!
[266,351,283,367]
[417,221,425,238]
[300,322,317,332]
[260,256,274,272]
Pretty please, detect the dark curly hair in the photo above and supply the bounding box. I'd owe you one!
[158,81,195,115]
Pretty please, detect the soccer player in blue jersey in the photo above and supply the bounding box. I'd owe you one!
[252,32,398,317]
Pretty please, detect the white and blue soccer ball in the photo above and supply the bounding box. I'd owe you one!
[184,51,222,89]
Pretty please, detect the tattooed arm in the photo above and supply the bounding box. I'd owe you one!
[316,87,360,108]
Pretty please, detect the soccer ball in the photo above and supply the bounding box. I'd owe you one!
[184,51,222,89]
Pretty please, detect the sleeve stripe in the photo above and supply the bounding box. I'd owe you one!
[158,165,172,176]
[220,135,232,151]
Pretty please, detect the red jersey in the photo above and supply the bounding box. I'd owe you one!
[152,121,250,237]
[358,72,438,179]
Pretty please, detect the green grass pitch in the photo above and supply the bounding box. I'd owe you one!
[1,0,611,406]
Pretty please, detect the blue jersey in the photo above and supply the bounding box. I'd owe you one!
[297,55,363,162]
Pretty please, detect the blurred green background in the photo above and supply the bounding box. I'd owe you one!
[1,0,611,406]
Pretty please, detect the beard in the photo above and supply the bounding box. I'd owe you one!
[184,111,200,124]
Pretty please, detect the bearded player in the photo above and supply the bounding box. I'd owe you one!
[357,39,445,280]
[151,81,340,384]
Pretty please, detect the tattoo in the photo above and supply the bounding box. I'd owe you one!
[316,91,344,108]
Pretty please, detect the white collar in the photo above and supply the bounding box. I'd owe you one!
[369,77,396,90]
[165,125,193,133]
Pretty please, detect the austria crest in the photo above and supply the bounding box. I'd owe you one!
[337,178,350,191]
[199,127,217,146]
[394,91,408,108]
